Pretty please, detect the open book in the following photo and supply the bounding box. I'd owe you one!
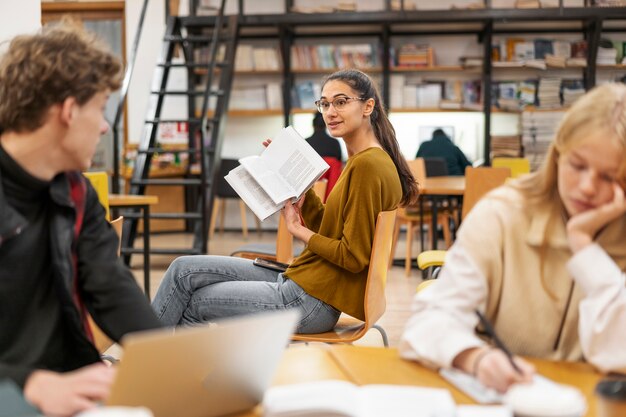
[225,126,329,221]
[262,380,456,417]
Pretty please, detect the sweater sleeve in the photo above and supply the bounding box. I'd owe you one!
[77,184,163,341]
[305,159,382,274]
[0,363,34,389]
[299,188,325,233]
[568,243,626,373]
[399,244,488,368]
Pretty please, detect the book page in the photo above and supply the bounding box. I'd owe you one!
[240,126,329,205]
[224,165,282,221]
[263,380,359,417]
[359,385,456,417]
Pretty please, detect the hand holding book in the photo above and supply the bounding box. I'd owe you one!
[225,126,329,221]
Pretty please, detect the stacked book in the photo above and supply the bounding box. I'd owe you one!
[290,44,379,70]
[519,80,538,106]
[537,77,562,108]
[291,81,321,110]
[561,79,585,107]
[490,136,522,158]
[597,40,618,65]
[395,44,434,68]
[494,81,520,111]
[459,56,483,68]
[522,110,565,170]
[235,45,282,71]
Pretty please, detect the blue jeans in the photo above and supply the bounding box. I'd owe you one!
[152,256,340,333]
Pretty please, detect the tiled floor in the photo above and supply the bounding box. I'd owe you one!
[128,229,429,348]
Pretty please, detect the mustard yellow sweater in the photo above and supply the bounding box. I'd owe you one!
[286,147,402,320]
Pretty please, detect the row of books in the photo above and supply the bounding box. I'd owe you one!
[492,38,588,65]
[290,44,380,71]
[389,76,482,110]
[492,78,586,110]
[391,44,435,68]
[235,45,281,71]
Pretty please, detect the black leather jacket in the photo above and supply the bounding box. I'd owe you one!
[0,170,162,386]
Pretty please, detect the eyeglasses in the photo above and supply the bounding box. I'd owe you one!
[314,96,366,113]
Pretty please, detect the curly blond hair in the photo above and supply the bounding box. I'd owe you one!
[0,20,122,133]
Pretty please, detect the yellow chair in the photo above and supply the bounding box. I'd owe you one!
[83,171,110,220]
[492,157,530,179]
[416,279,437,293]
[291,210,396,347]
[417,166,511,275]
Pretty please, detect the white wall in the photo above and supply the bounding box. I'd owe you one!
[125,0,166,144]
[0,0,40,50]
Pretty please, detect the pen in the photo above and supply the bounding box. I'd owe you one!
[475,309,523,375]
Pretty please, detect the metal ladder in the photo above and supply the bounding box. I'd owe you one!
[121,2,239,258]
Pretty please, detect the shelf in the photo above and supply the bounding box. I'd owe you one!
[194,69,283,76]
[491,106,571,114]
[291,108,320,114]
[291,67,383,74]
[197,109,285,117]
[391,66,469,72]
[121,166,189,180]
[597,64,626,70]
[41,1,124,12]
[391,107,481,113]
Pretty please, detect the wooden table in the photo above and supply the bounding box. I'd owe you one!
[420,176,466,250]
[235,345,602,417]
[109,194,159,299]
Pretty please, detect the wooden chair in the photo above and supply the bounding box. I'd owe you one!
[291,210,396,347]
[390,158,452,276]
[492,157,530,179]
[417,166,511,277]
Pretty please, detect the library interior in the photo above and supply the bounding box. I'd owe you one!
[1,0,626,416]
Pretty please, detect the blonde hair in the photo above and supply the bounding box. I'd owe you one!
[0,19,122,134]
[511,83,626,299]
[514,83,626,206]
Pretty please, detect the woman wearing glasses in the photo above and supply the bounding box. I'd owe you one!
[152,69,418,333]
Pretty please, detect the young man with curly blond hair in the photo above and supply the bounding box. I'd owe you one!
[0,22,162,416]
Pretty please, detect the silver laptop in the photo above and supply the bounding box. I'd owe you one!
[107,310,299,417]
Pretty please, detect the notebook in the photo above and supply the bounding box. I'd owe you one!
[107,310,299,417]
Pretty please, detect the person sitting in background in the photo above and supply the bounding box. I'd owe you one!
[416,128,472,176]
[0,21,162,417]
[306,112,343,161]
[400,83,626,393]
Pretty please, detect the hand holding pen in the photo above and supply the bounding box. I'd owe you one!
[471,310,535,392]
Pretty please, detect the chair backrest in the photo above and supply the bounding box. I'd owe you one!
[215,159,241,199]
[83,171,110,220]
[492,157,530,178]
[424,157,448,177]
[462,167,511,219]
[408,158,427,184]
[363,210,397,328]
[110,216,124,256]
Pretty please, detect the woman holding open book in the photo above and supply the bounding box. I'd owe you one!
[400,83,626,392]
[152,69,418,333]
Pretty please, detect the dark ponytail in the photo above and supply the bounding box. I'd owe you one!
[322,69,419,206]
